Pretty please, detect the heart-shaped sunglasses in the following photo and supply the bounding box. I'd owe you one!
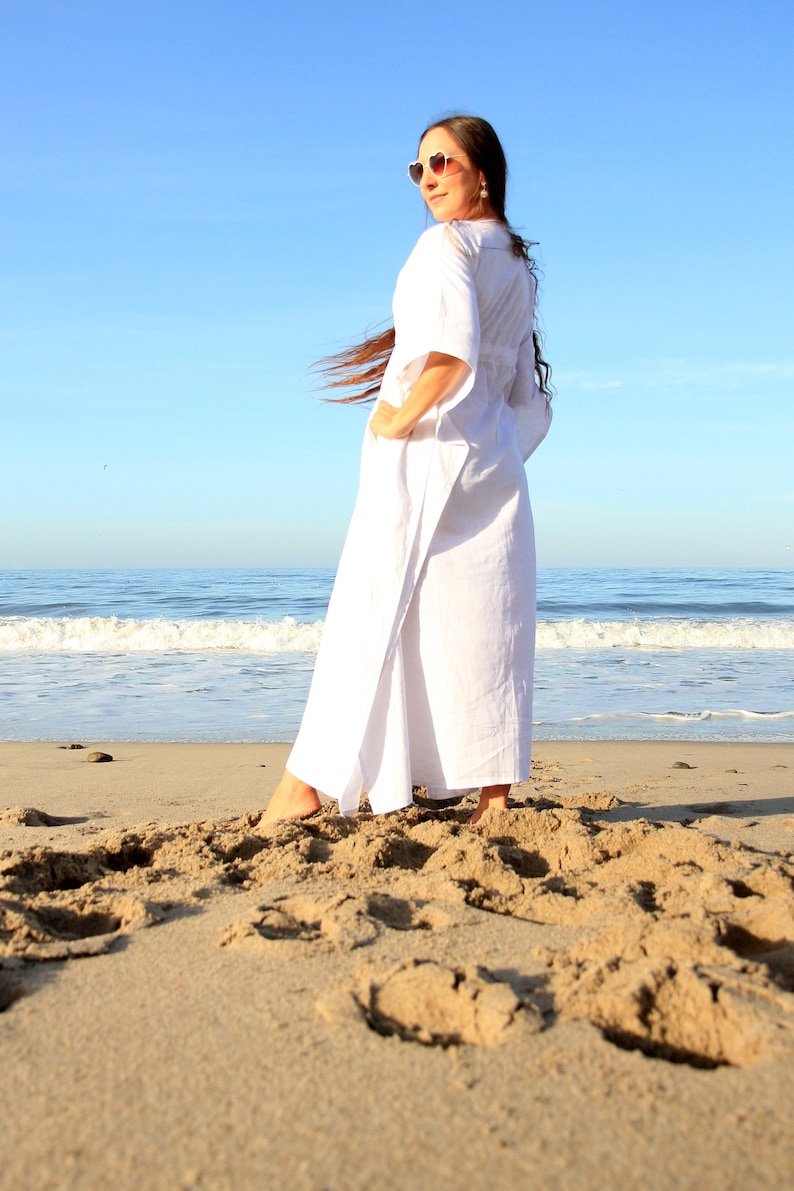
[407,151,466,187]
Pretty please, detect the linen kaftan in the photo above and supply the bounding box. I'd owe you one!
[287,219,551,815]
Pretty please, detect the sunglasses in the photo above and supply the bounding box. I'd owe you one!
[407,151,467,186]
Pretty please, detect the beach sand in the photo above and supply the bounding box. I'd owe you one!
[1,739,793,1190]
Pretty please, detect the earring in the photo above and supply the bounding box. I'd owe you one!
[480,185,489,198]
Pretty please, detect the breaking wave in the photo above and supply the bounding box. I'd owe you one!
[1,615,793,654]
[535,618,794,650]
[0,616,325,654]
[569,709,794,723]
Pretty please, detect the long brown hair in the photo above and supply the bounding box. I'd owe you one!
[317,114,552,404]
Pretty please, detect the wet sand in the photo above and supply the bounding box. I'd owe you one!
[1,740,793,1190]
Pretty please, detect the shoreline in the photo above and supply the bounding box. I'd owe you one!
[2,738,793,1189]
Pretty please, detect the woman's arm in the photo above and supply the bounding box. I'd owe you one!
[369,351,469,439]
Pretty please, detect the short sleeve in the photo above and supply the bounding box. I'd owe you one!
[432,223,480,370]
[391,223,480,412]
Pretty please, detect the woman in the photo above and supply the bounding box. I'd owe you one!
[262,114,552,824]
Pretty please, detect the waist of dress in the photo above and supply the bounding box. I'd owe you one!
[478,344,518,367]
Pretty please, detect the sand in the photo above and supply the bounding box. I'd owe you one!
[1,739,793,1190]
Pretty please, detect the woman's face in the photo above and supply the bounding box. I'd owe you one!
[416,126,489,222]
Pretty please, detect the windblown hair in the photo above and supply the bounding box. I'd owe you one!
[317,113,552,404]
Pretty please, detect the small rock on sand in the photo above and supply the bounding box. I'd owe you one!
[0,807,55,827]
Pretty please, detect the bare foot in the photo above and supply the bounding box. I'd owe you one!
[259,769,322,825]
[468,783,510,824]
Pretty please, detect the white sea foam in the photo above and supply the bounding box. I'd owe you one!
[0,616,325,654]
[570,709,794,723]
[534,618,794,650]
[1,615,793,654]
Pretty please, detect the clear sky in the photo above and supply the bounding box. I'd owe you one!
[2,0,792,569]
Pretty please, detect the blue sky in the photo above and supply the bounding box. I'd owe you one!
[2,0,792,569]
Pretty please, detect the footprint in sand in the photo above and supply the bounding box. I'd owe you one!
[220,892,380,952]
[219,891,455,953]
[536,841,794,1068]
[317,959,542,1048]
[0,891,161,961]
[0,839,164,965]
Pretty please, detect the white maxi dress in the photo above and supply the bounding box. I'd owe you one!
[287,219,552,815]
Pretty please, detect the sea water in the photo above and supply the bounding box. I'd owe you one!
[0,569,792,743]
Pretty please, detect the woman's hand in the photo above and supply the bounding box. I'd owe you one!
[369,353,470,439]
[369,400,411,439]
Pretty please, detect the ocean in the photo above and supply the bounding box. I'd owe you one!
[0,568,792,744]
